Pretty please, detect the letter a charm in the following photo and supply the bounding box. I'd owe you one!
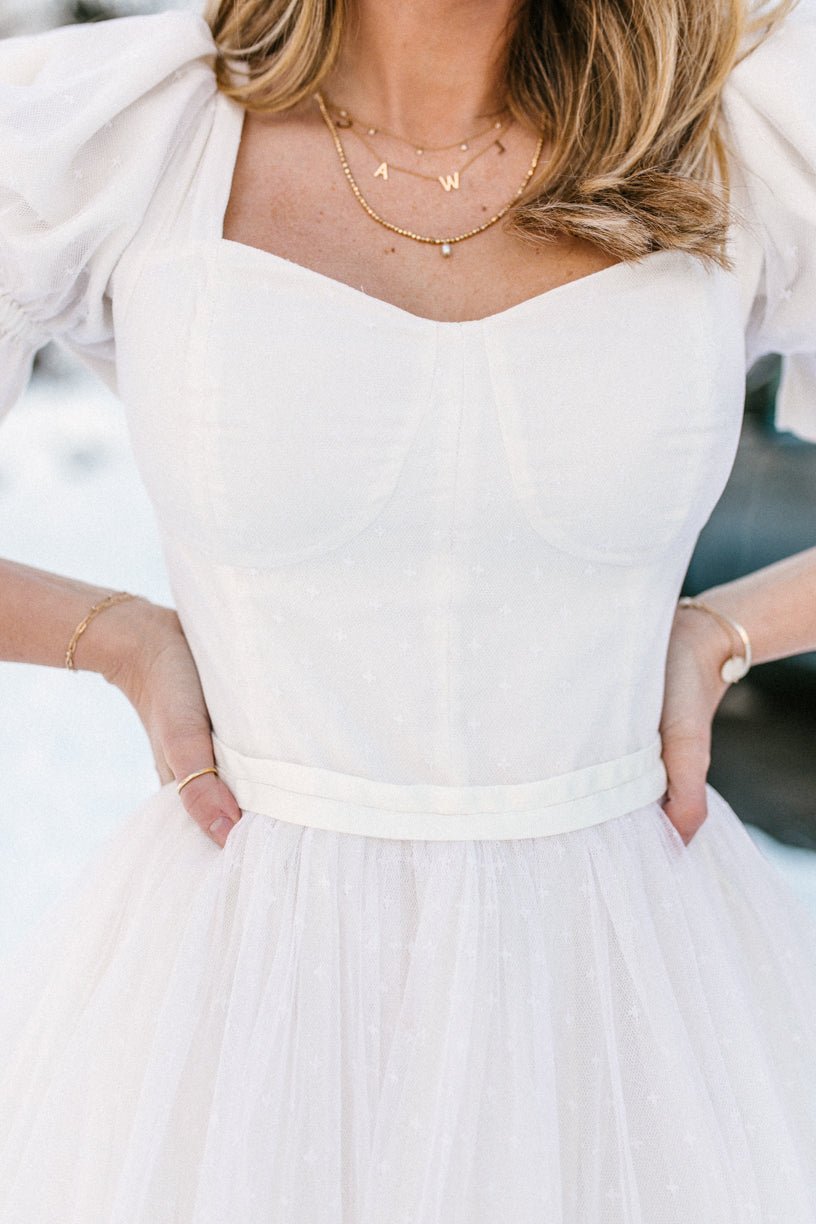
[438,172,460,192]
[374,162,389,180]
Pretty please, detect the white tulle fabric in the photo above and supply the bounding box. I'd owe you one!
[1,786,816,1223]
[2,6,816,1224]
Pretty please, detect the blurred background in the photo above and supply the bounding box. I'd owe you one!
[0,0,192,36]
[0,1,815,961]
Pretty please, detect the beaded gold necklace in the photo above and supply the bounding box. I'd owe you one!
[314,91,546,258]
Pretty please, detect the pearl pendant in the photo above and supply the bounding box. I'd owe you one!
[440,242,453,257]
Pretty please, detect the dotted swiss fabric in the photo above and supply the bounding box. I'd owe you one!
[1,7,816,1223]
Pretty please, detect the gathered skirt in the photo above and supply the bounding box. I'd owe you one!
[0,777,815,1223]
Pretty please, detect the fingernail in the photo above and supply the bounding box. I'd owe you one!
[209,816,232,841]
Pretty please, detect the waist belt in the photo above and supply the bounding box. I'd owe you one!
[211,733,668,841]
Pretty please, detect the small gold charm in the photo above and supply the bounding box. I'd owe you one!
[374,162,389,180]
[438,171,460,192]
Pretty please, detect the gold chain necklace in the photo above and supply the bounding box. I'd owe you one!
[324,95,509,155]
[347,119,515,191]
[314,91,546,258]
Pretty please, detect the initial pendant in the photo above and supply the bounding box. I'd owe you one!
[438,172,460,192]
[374,162,389,181]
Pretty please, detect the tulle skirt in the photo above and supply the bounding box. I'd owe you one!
[1,780,815,1223]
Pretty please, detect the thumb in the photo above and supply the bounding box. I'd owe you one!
[164,728,242,849]
[660,727,711,846]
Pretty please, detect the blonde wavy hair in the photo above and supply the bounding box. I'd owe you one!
[205,0,799,270]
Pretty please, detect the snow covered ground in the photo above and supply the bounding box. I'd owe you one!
[1,357,816,963]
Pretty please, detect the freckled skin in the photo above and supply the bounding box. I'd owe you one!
[222,104,623,324]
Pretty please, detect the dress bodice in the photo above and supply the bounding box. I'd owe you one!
[109,81,748,783]
[1,8,816,787]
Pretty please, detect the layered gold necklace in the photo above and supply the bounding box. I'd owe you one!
[346,120,516,192]
[323,94,513,191]
[313,90,546,258]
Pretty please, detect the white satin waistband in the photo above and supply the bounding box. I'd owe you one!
[211,734,668,841]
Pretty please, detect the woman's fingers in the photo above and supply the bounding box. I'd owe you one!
[105,603,242,847]
[659,605,730,847]
[660,727,711,845]
[163,729,242,848]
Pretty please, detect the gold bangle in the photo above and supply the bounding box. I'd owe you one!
[176,766,219,794]
[65,591,137,671]
[677,596,753,683]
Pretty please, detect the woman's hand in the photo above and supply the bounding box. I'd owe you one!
[103,600,242,848]
[659,603,732,845]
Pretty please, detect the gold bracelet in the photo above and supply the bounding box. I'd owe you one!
[65,591,137,671]
[677,596,753,683]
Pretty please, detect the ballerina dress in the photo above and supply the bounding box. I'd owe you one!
[1,6,816,1223]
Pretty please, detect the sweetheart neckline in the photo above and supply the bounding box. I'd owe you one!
[212,91,688,329]
[213,237,684,329]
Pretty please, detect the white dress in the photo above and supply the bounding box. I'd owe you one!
[1,8,816,1223]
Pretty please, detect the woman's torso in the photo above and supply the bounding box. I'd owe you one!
[109,82,755,786]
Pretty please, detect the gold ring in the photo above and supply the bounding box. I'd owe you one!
[176,766,219,794]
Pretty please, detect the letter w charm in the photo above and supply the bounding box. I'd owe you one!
[438,172,460,192]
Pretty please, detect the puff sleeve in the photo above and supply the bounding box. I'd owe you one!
[720,0,816,442]
[0,9,218,417]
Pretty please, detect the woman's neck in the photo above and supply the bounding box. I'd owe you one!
[321,0,517,143]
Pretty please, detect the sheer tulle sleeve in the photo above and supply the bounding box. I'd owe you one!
[720,0,816,441]
[0,10,218,417]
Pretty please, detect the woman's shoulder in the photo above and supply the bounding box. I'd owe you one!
[0,9,220,180]
[0,9,221,214]
[717,0,816,443]
[719,0,816,199]
[0,10,221,416]
[0,8,217,84]
[722,0,816,104]
[0,9,220,158]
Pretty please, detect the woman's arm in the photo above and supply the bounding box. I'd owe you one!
[683,546,816,666]
[0,558,156,674]
[0,557,242,848]
[660,545,816,845]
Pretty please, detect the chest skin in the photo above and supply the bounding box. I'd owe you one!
[221,103,627,326]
